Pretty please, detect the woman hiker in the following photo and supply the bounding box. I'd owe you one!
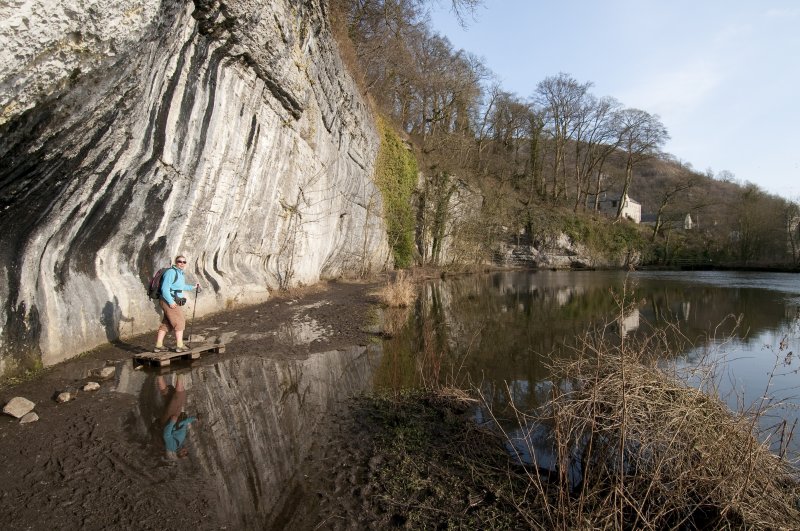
[154,255,200,353]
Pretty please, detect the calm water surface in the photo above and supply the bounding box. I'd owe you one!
[377,270,800,455]
[114,270,799,524]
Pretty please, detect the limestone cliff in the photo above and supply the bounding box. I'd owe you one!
[0,0,389,373]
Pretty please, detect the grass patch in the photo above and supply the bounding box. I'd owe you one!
[0,353,45,389]
[480,317,800,530]
[357,389,536,529]
[375,270,417,308]
[561,212,645,259]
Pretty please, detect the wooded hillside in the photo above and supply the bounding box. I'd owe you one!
[332,0,800,268]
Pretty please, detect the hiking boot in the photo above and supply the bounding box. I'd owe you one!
[174,346,188,353]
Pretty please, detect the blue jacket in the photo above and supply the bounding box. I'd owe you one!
[163,416,197,452]
[160,266,195,305]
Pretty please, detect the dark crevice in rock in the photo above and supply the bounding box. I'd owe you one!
[246,114,259,151]
[145,36,197,168]
[191,43,226,178]
[2,302,43,371]
[175,36,212,163]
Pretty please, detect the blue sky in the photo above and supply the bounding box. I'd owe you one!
[429,0,800,199]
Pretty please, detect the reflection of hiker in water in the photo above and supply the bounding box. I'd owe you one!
[164,413,197,460]
[155,375,198,459]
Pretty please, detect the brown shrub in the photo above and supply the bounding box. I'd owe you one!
[376,270,417,308]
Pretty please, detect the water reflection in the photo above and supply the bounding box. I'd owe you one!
[123,371,197,462]
[378,270,800,455]
[617,307,640,336]
[155,375,198,460]
[117,345,381,527]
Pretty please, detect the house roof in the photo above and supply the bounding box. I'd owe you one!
[596,192,640,206]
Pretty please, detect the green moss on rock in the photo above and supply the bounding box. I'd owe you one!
[374,117,417,268]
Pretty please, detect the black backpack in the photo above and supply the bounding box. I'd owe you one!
[147,267,170,300]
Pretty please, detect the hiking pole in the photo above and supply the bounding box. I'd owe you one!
[187,287,198,344]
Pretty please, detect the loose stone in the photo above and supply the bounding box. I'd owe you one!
[83,382,101,391]
[3,397,35,418]
[19,412,39,424]
[56,392,73,403]
[92,367,116,379]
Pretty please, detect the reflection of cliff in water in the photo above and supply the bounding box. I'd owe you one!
[118,346,380,528]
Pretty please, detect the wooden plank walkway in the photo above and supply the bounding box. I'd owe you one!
[133,343,226,367]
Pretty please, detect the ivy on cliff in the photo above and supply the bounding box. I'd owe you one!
[374,118,418,268]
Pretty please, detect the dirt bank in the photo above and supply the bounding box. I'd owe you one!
[0,280,382,530]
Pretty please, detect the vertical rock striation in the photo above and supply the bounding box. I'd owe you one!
[118,346,381,527]
[0,0,389,372]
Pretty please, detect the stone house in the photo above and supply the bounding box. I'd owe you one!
[598,192,642,223]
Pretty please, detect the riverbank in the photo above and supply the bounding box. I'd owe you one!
[2,272,799,529]
[0,279,382,530]
[287,360,800,530]
[282,389,532,529]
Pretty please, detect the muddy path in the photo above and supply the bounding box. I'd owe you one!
[0,280,385,530]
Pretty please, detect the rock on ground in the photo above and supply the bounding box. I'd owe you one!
[55,392,73,403]
[3,397,35,418]
[91,367,115,380]
[19,412,39,424]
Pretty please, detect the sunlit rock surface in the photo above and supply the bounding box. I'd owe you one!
[118,345,381,527]
[495,233,638,269]
[0,0,389,371]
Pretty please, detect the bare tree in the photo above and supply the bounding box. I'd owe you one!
[651,170,697,240]
[571,95,622,211]
[614,108,669,220]
[786,200,800,265]
[535,73,593,201]
[730,183,788,264]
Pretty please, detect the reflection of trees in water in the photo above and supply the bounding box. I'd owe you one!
[376,273,623,411]
[376,272,797,419]
[640,284,789,347]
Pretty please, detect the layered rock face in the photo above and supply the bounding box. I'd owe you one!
[495,233,639,269]
[0,0,389,372]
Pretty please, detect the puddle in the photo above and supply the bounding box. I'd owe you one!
[275,317,330,345]
[198,313,333,349]
[115,345,381,528]
[295,300,331,310]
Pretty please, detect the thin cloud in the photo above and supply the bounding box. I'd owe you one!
[616,58,723,118]
[712,22,752,46]
[763,8,800,18]
[616,21,749,119]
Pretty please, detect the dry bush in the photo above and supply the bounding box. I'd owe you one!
[491,328,800,530]
[381,306,411,338]
[376,270,417,308]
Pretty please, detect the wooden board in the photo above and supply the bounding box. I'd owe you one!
[133,343,226,367]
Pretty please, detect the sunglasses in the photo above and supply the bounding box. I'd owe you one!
[176,260,187,264]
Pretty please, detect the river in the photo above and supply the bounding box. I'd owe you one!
[377,270,800,457]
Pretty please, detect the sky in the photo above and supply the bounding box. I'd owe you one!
[429,0,800,199]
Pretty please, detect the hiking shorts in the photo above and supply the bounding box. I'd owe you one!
[158,299,186,332]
